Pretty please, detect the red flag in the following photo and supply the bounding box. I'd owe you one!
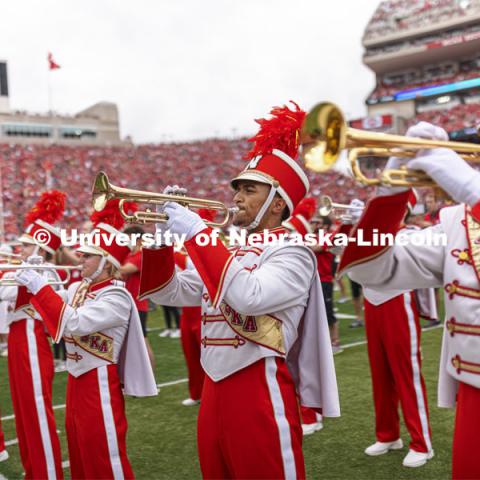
[47,52,60,70]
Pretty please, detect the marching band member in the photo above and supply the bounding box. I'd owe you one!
[338,121,480,479]
[0,191,65,480]
[139,102,339,479]
[16,200,158,480]
[362,195,433,468]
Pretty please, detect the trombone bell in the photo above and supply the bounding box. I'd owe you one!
[301,102,480,188]
[301,103,347,173]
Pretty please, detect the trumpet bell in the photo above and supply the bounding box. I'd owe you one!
[92,171,111,212]
[318,195,333,216]
[301,102,347,173]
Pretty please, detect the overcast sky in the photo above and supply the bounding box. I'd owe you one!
[1,0,381,143]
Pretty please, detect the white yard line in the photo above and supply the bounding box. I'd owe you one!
[335,313,357,320]
[157,378,188,388]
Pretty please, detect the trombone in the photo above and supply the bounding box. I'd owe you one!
[0,264,78,286]
[301,102,480,187]
[318,195,364,217]
[92,172,237,227]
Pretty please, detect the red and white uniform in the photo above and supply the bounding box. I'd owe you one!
[0,268,64,480]
[359,225,435,453]
[363,293,432,453]
[174,250,204,401]
[339,190,480,479]
[140,227,339,479]
[30,278,157,480]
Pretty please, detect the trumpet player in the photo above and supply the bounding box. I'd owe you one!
[15,202,157,480]
[0,191,66,480]
[338,121,480,479]
[139,102,339,479]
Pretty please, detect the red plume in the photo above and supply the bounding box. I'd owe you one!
[198,208,217,223]
[25,190,66,226]
[293,197,317,221]
[245,101,306,160]
[90,199,138,230]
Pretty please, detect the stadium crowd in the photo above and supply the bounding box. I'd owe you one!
[363,0,480,41]
[408,101,480,132]
[364,23,480,57]
[0,141,373,239]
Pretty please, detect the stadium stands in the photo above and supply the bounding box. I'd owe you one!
[0,141,374,239]
[363,0,480,41]
[407,101,480,131]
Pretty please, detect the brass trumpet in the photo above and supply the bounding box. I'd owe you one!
[92,172,237,227]
[301,102,480,187]
[318,195,364,217]
[0,264,78,286]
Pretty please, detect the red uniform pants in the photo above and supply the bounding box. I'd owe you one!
[452,382,480,479]
[180,306,205,400]
[66,364,134,479]
[8,319,63,479]
[198,357,305,479]
[364,293,432,453]
[0,411,5,452]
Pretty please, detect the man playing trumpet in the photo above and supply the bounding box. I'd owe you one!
[338,121,480,479]
[139,102,340,479]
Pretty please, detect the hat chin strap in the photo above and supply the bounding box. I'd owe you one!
[86,255,108,282]
[245,185,278,231]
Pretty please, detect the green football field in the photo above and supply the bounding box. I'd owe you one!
[0,295,454,479]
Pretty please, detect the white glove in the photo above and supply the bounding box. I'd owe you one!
[350,198,365,221]
[408,148,480,206]
[156,185,188,244]
[163,202,207,241]
[15,269,48,294]
[340,214,353,225]
[378,121,449,197]
[26,255,44,265]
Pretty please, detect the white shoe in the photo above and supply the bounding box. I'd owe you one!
[0,449,9,462]
[402,449,434,468]
[332,345,344,355]
[170,329,181,338]
[54,360,67,373]
[158,329,171,338]
[182,398,200,406]
[365,439,403,456]
[0,349,7,358]
[302,421,323,436]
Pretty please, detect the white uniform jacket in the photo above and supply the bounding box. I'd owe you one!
[140,227,340,416]
[339,190,480,407]
[30,277,157,397]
